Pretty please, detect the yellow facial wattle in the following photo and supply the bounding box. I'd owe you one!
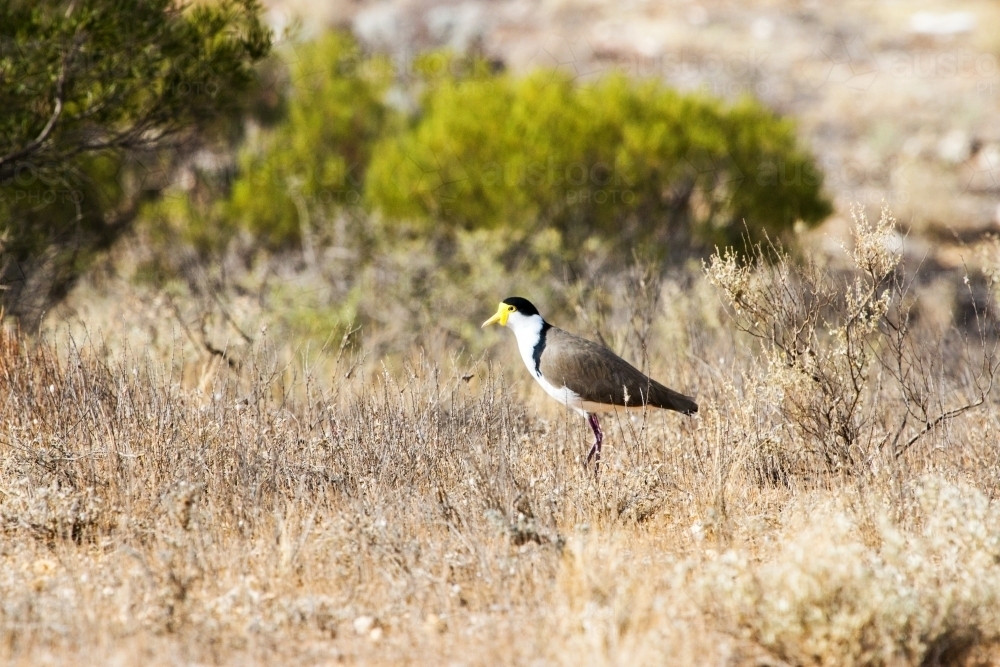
[481,302,512,328]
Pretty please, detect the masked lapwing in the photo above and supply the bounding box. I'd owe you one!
[482,296,697,473]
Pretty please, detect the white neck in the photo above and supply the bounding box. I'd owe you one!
[505,311,546,378]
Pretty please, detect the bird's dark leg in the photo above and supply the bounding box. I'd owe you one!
[585,413,603,475]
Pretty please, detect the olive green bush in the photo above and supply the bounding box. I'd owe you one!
[365,62,831,256]
[146,31,392,255]
[227,32,392,248]
[176,40,828,260]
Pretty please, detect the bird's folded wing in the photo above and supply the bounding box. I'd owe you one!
[539,328,697,414]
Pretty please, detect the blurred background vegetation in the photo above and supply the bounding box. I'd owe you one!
[119,29,833,259]
[2,3,832,365]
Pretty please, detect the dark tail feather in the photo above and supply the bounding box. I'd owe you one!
[649,384,698,415]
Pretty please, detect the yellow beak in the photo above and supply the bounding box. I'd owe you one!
[481,302,509,328]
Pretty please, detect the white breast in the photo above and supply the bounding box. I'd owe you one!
[506,312,588,416]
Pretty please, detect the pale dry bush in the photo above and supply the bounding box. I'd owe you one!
[546,476,1000,667]
[706,206,999,477]
[700,476,1000,666]
[3,208,1000,665]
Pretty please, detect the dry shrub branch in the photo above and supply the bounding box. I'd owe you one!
[707,206,1000,476]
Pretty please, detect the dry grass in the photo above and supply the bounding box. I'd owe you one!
[4,211,1000,666]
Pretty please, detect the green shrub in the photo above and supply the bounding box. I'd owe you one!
[226,32,392,247]
[157,41,828,262]
[365,62,831,254]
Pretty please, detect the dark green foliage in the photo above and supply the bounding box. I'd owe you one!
[365,63,831,255]
[0,0,270,325]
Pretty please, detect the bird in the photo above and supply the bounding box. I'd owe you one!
[482,296,697,473]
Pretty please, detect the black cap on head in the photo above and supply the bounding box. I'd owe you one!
[502,296,540,317]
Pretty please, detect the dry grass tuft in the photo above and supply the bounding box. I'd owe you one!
[3,209,1000,665]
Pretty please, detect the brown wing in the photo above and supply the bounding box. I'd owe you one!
[538,327,698,414]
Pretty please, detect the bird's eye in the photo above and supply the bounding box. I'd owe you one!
[508,306,516,312]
